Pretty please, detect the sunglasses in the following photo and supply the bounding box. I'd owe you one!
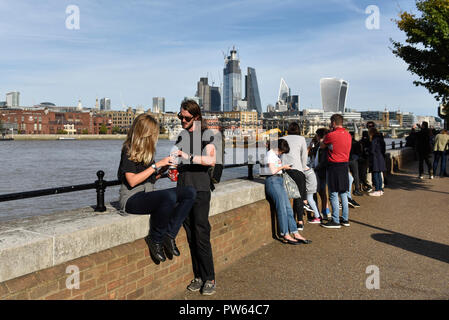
[177,112,194,122]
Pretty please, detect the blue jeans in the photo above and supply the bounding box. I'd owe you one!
[126,186,197,243]
[329,191,349,223]
[348,172,353,199]
[265,175,298,236]
[433,151,447,176]
[372,172,383,191]
[307,193,320,219]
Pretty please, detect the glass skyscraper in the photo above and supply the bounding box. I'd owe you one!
[245,67,262,114]
[223,48,242,112]
[320,78,348,113]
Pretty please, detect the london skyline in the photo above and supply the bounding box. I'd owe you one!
[0,0,441,117]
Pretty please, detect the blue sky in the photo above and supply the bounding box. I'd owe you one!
[0,0,441,117]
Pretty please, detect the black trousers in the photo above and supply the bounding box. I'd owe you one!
[126,187,196,243]
[418,153,432,176]
[286,169,307,222]
[183,191,215,282]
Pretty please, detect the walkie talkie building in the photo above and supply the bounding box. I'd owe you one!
[320,78,348,113]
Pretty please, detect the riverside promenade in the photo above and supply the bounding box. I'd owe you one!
[1,150,448,300]
[174,161,449,300]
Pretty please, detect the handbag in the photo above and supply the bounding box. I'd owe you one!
[283,172,301,199]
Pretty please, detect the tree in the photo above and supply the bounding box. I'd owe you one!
[391,0,449,116]
[99,124,108,135]
[112,126,120,134]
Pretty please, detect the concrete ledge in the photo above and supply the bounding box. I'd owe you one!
[0,178,265,283]
[385,148,415,174]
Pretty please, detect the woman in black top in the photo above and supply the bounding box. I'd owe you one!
[117,114,196,263]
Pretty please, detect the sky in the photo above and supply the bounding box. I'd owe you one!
[0,0,441,117]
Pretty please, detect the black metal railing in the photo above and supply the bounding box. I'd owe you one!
[0,162,259,212]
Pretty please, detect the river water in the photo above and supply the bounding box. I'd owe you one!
[0,137,402,222]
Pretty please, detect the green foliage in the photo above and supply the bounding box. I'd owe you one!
[99,124,108,135]
[81,128,89,134]
[57,129,68,134]
[112,126,120,134]
[391,0,449,114]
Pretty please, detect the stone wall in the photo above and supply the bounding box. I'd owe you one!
[0,179,272,300]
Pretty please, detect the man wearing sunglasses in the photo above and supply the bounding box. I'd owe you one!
[174,99,217,296]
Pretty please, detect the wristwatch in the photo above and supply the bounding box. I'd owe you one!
[151,163,157,170]
[189,154,194,163]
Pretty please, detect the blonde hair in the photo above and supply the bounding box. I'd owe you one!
[123,114,159,165]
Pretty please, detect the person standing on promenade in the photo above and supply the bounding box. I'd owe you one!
[117,114,197,263]
[303,166,322,224]
[433,129,449,177]
[367,127,386,196]
[174,100,218,296]
[320,114,352,229]
[280,122,310,230]
[359,130,372,192]
[310,128,330,220]
[262,139,312,245]
[416,121,434,179]
[349,131,363,196]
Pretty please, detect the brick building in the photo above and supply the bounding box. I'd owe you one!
[0,108,112,134]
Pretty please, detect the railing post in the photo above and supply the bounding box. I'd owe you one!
[248,154,254,180]
[95,170,107,212]
[248,164,254,180]
[392,141,395,150]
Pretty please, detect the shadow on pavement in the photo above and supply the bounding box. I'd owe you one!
[384,160,448,193]
[351,219,449,265]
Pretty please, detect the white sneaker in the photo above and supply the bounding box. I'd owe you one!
[430,175,434,179]
[419,176,424,179]
[369,191,382,197]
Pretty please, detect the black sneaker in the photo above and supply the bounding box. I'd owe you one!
[348,198,360,208]
[320,220,341,229]
[353,190,363,196]
[297,222,304,231]
[339,218,350,227]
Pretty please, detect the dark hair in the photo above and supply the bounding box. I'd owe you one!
[180,99,205,129]
[366,121,376,129]
[421,121,428,129]
[287,122,301,135]
[330,114,344,125]
[315,127,329,139]
[278,139,290,154]
[368,127,378,137]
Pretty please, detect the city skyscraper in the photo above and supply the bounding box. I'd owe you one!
[320,78,348,113]
[100,97,111,111]
[6,92,20,108]
[197,77,211,111]
[278,78,290,104]
[223,47,242,112]
[210,86,221,112]
[275,78,299,112]
[196,77,221,112]
[244,67,262,114]
[152,97,165,113]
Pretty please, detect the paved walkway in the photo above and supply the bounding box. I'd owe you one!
[173,161,449,300]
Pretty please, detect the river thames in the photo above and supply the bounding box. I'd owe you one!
[0,137,401,221]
